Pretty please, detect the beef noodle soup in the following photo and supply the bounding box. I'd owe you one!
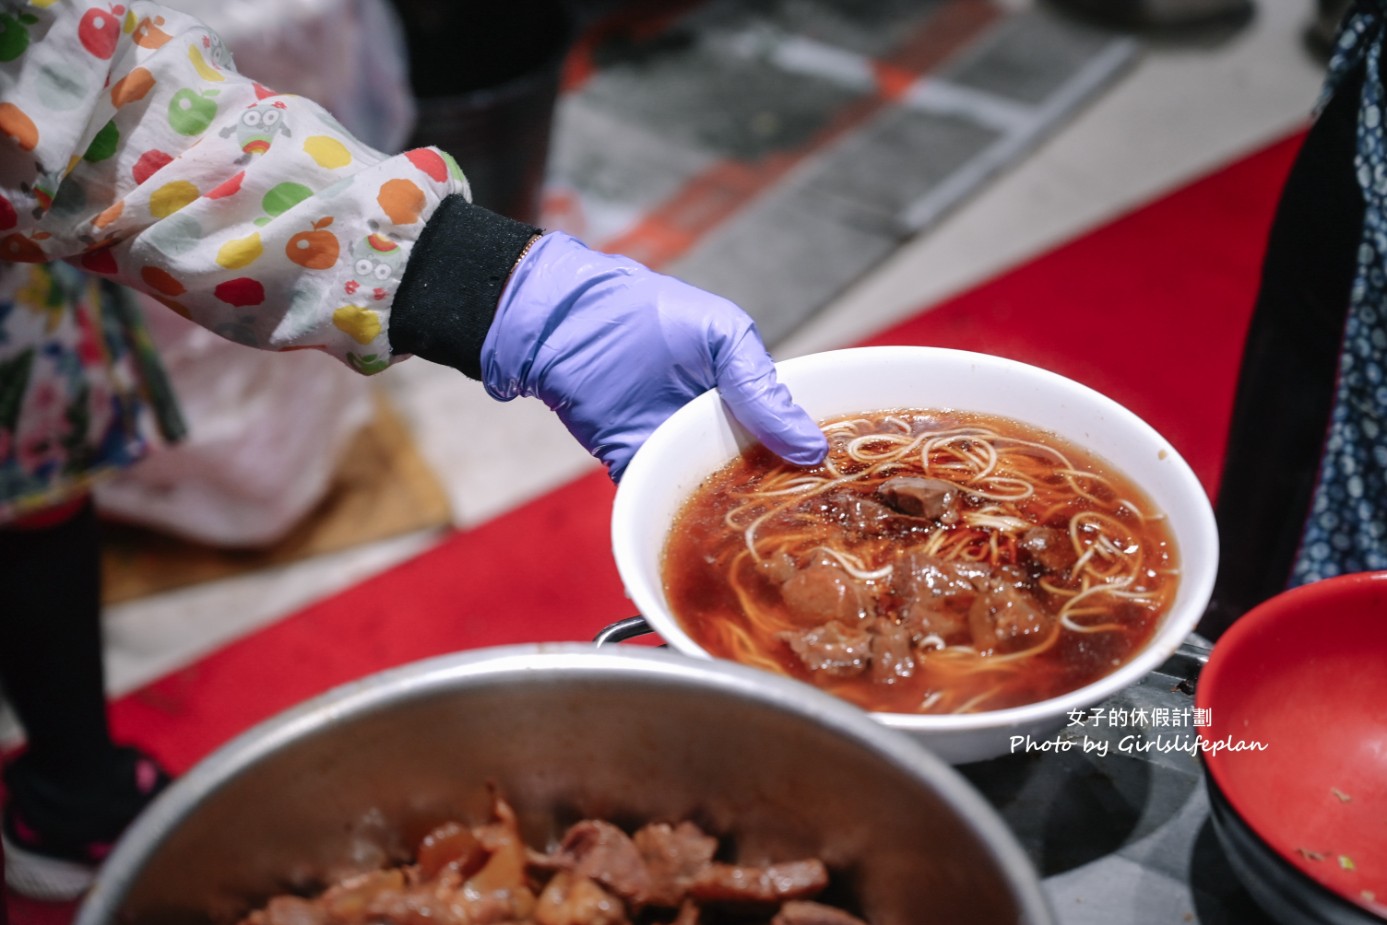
[661,409,1180,715]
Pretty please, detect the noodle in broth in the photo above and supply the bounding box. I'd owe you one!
[661,410,1180,715]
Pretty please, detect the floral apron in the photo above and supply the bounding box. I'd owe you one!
[0,263,183,521]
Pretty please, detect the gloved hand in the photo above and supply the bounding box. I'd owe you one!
[482,232,829,481]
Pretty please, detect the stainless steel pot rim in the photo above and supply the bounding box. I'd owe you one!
[79,643,1055,925]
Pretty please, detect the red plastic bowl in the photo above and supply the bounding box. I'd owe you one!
[1198,571,1387,922]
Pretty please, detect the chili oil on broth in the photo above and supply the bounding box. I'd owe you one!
[661,409,1180,715]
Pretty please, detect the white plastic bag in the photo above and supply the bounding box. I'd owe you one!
[93,0,413,547]
[94,305,375,547]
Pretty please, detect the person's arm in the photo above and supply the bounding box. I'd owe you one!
[1,0,825,478]
[0,0,483,374]
[393,222,830,481]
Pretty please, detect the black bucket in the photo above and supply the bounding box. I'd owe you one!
[392,0,573,225]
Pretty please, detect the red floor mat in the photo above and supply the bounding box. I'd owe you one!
[2,131,1303,924]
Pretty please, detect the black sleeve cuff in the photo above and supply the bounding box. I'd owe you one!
[389,194,541,380]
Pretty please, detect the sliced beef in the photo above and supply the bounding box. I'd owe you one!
[315,870,437,924]
[867,617,916,683]
[364,880,530,925]
[757,550,798,585]
[780,620,872,678]
[773,900,872,925]
[890,551,990,641]
[968,578,1049,652]
[1020,526,1078,574]
[992,562,1030,589]
[250,897,329,925]
[897,594,969,641]
[555,820,652,905]
[534,871,630,925]
[689,859,829,905]
[238,803,871,925]
[780,559,875,625]
[877,476,961,524]
[632,822,718,908]
[820,491,898,535]
[890,550,991,602]
[457,888,540,924]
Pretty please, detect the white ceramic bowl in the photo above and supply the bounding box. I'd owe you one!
[611,346,1219,764]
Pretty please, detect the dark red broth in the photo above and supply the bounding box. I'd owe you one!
[661,410,1179,714]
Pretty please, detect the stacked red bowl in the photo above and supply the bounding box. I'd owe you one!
[1198,571,1387,924]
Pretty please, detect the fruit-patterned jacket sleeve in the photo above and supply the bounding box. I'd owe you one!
[0,0,480,374]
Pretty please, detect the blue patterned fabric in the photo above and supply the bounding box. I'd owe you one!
[1292,2,1387,583]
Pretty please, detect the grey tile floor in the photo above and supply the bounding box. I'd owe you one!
[548,0,1140,344]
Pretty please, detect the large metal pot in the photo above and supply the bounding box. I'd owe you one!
[77,645,1054,925]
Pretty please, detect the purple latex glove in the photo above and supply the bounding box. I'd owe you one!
[482,232,829,481]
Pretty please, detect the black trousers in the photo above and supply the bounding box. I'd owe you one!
[1200,66,1365,638]
[0,499,115,784]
